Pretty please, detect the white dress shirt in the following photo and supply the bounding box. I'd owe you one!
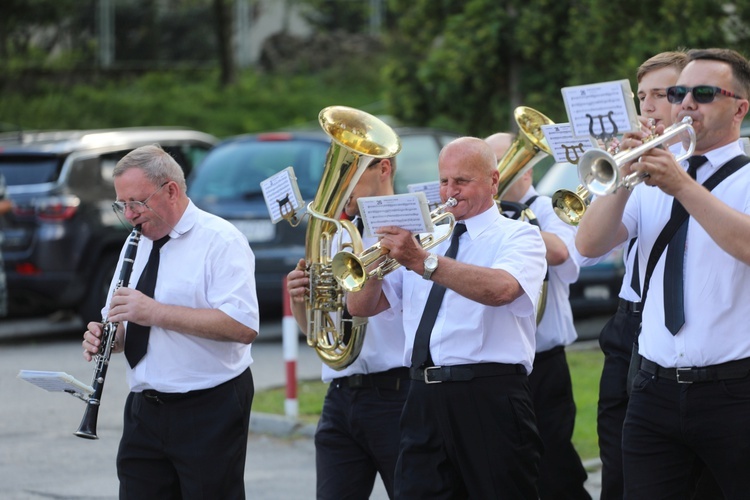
[382,205,547,374]
[104,200,259,393]
[321,218,407,382]
[522,187,580,352]
[623,140,750,367]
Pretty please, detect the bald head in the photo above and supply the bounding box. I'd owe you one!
[437,137,499,220]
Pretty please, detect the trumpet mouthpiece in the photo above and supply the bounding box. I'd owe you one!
[445,197,457,207]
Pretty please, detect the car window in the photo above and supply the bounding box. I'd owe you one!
[535,162,580,197]
[188,139,329,201]
[394,135,441,194]
[0,155,63,185]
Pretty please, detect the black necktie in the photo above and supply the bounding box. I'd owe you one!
[125,235,170,368]
[410,223,468,368]
[663,155,706,335]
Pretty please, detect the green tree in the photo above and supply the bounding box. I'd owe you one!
[383,0,750,136]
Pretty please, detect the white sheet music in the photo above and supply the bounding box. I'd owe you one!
[18,370,94,398]
[561,79,639,139]
[541,123,598,164]
[407,181,441,206]
[260,167,305,224]
[357,192,432,238]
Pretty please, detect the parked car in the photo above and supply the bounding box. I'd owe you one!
[187,126,460,318]
[0,127,217,321]
[535,161,625,318]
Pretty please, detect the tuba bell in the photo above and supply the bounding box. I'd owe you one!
[304,106,401,370]
[495,106,555,199]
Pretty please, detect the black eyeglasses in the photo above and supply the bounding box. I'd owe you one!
[666,85,744,104]
[112,182,169,214]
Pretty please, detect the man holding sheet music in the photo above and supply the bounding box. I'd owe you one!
[287,155,411,499]
[576,48,750,496]
[347,137,547,498]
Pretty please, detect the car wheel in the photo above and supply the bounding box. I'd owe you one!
[79,251,120,323]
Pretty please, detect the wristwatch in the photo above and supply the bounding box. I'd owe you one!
[422,253,439,280]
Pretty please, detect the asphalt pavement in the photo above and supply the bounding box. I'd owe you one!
[0,316,603,499]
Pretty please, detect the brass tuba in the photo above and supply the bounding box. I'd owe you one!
[305,106,401,370]
[494,106,554,325]
[495,106,555,199]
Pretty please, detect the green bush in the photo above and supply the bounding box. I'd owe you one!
[254,347,604,461]
[0,65,398,139]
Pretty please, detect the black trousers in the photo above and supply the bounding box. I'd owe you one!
[598,301,723,500]
[529,346,591,500]
[597,300,641,500]
[623,363,750,498]
[117,368,254,500]
[395,371,542,499]
[315,371,410,500]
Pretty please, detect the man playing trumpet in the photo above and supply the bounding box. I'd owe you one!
[347,137,547,498]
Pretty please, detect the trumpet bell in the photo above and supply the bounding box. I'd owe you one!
[551,186,589,226]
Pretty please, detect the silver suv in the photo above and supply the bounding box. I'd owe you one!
[0,127,217,321]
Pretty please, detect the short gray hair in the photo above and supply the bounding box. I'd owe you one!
[113,144,187,192]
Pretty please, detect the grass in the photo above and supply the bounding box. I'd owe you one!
[253,346,605,461]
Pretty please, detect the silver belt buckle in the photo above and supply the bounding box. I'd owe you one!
[676,368,693,384]
[424,366,442,384]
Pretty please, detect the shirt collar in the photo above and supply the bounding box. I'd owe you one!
[461,204,502,240]
[168,199,197,239]
[519,186,538,205]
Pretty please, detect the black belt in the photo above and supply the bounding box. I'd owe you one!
[140,369,248,405]
[141,387,213,405]
[410,362,526,384]
[332,367,409,390]
[640,357,750,384]
[619,299,643,314]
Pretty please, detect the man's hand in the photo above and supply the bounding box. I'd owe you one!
[82,322,104,361]
[287,258,309,304]
[376,226,427,273]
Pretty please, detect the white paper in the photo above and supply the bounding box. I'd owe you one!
[541,123,599,164]
[407,181,442,207]
[260,166,305,224]
[357,192,432,238]
[18,370,94,398]
[561,79,639,139]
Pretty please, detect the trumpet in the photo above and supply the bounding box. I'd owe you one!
[578,116,696,196]
[332,197,457,292]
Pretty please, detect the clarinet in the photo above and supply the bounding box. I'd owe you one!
[75,225,142,439]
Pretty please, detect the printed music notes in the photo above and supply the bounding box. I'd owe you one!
[540,123,599,164]
[260,167,305,224]
[357,192,432,238]
[407,181,441,207]
[561,79,640,140]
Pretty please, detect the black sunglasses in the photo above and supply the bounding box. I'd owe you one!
[666,85,744,104]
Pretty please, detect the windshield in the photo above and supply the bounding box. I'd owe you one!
[0,155,63,185]
[188,139,329,201]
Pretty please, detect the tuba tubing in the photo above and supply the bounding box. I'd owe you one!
[75,225,142,439]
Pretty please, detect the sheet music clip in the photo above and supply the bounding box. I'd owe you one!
[260,166,306,226]
[17,370,93,403]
